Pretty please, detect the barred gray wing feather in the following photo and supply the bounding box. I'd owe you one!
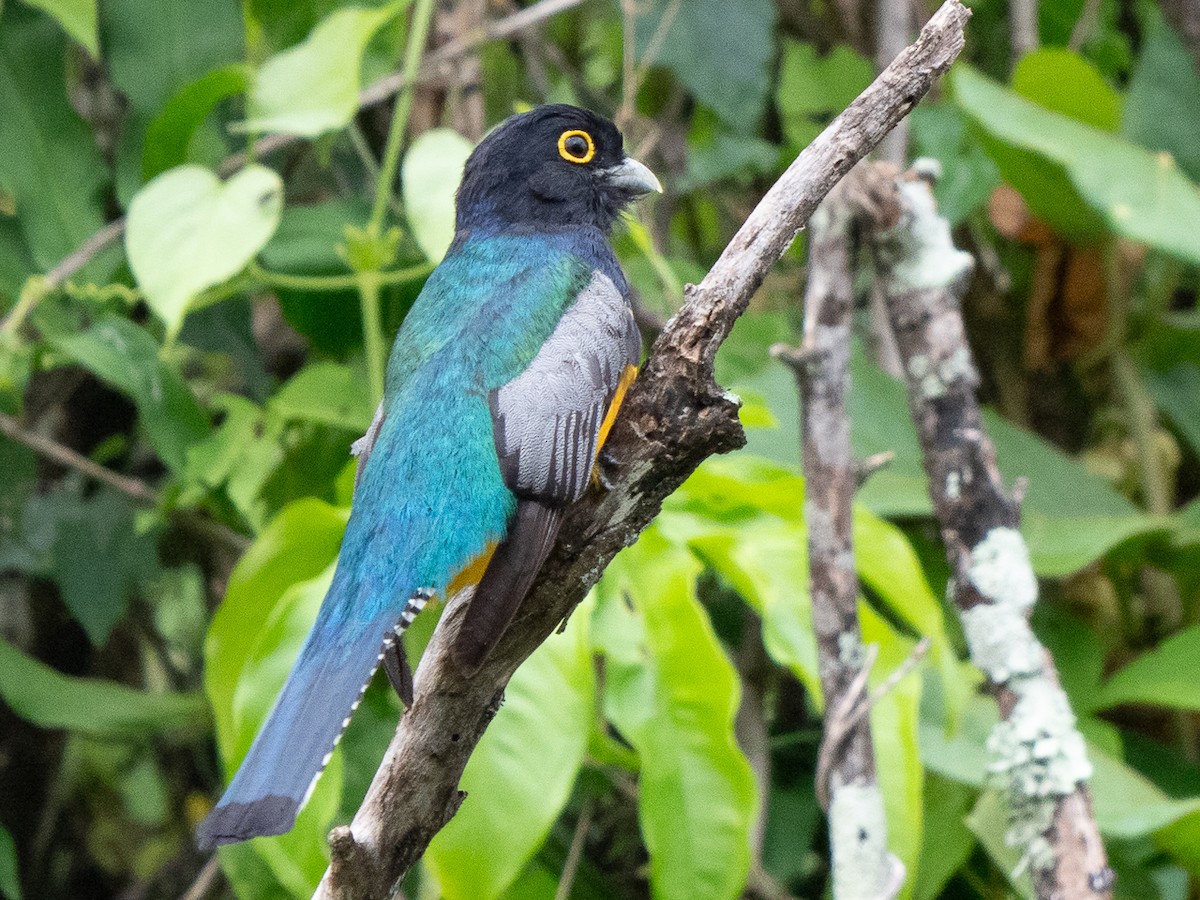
[489,271,641,506]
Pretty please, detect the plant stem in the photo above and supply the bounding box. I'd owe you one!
[369,0,438,236]
[249,262,432,293]
[359,272,387,405]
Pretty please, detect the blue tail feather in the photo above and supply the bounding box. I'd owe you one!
[196,576,425,849]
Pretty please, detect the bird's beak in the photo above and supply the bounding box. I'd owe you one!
[604,156,663,196]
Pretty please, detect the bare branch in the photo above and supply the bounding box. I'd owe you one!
[853,164,1112,900]
[312,5,971,898]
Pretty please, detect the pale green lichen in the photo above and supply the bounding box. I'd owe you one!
[829,780,890,899]
[989,679,1094,878]
[905,345,975,399]
[967,527,1037,612]
[880,180,975,291]
[946,470,961,501]
[961,602,1043,683]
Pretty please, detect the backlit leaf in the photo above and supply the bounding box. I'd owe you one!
[402,128,473,263]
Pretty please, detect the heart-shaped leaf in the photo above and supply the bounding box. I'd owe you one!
[126,164,283,337]
[238,1,406,138]
[402,128,473,263]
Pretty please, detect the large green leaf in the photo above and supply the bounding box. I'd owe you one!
[634,0,776,133]
[1143,364,1200,459]
[0,824,20,900]
[861,604,924,899]
[17,0,97,55]
[595,526,756,900]
[239,1,406,137]
[1123,6,1200,182]
[1010,49,1121,131]
[142,64,252,180]
[427,598,594,900]
[913,775,976,900]
[954,65,1200,263]
[0,638,208,738]
[776,41,873,150]
[1095,625,1200,713]
[126,164,284,338]
[46,315,209,472]
[908,102,1000,226]
[402,128,473,263]
[270,363,374,433]
[1088,744,1200,838]
[204,498,347,757]
[0,4,107,270]
[101,0,244,204]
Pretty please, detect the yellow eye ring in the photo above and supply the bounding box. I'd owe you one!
[557,129,595,164]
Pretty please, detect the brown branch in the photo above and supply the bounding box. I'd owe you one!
[849,164,1113,899]
[775,180,900,897]
[311,5,970,898]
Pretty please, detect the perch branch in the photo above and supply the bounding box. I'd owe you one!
[775,179,899,899]
[850,163,1113,899]
[312,4,970,898]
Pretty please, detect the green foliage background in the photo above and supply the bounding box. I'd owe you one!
[1,0,1199,897]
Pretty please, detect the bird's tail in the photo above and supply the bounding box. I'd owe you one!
[195,582,429,849]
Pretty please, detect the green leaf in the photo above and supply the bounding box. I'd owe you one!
[126,164,284,337]
[204,497,347,762]
[634,0,776,133]
[0,824,20,900]
[239,1,407,138]
[0,638,208,737]
[17,0,97,55]
[1123,6,1200,182]
[1144,363,1200,459]
[0,4,107,270]
[142,64,252,180]
[954,65,1200,264]
[270,362,374,432]
[776,41,874,149]
[402,128,474,263]
[913,775,976,900]
[45,315,209,472]
[966,789,1034,899]
[909,102,1001,225]
[861,604,924,897]
[1011,49,1122,131]
[427,598,594,900]
[43,317,203,467]
[595,526,755,900]
[101,0,244,204]
[1095,625,1200,713]
[1088,744,1200,838]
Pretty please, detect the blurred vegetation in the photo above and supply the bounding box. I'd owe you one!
[1,0,1199,897]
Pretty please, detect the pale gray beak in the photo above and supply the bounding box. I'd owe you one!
[604,156,663,196]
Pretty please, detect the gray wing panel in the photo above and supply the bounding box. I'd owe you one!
[490,271,641,506]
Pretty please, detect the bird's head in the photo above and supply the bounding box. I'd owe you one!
[455,105,662,234]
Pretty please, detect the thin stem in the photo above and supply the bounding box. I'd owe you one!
[249,261,432,293]
[369,0,438,235]
[359,272,388,405]
[554,801,594,900]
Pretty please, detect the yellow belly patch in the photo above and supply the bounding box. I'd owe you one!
[447,543,498,598]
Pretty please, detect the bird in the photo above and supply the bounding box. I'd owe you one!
[196,105,661,849]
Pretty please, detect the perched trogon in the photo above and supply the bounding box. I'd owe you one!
[196,105,661,848]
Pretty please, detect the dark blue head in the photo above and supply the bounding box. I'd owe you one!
[455,105,661,234]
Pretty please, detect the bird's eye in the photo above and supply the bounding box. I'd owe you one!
[557,129,595,164]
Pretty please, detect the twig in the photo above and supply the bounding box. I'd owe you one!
[553,801,594,900]
[854,164,1112,899]
[0,411,250,554]
[311,6,970,899]
[0,410,157,503]
[1009,0,1039,66]
[179,856,222,900]
[874,0,911,165]
[0,0,594,333]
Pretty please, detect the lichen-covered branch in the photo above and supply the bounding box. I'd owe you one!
[312,5,971,898]
[851,164,1113,900]
[775,186,900,900]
